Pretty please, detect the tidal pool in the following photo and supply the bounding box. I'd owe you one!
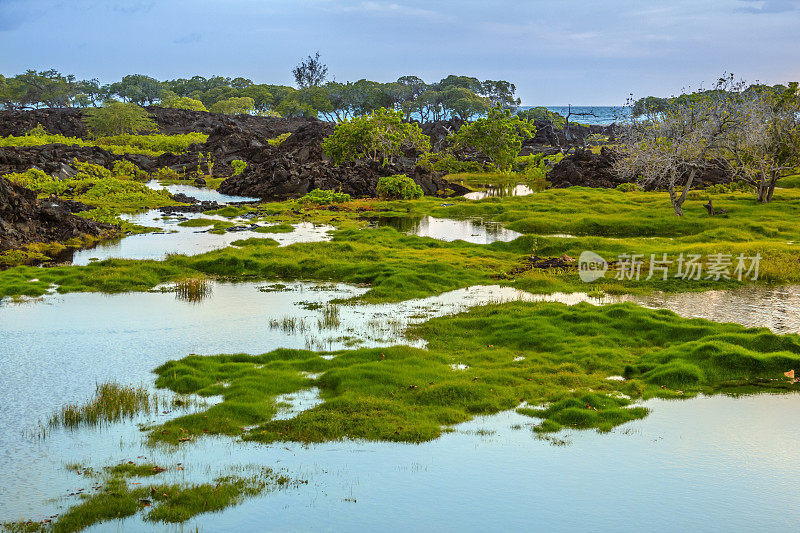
[463,183,536,200]
[68,211,334,265]
[144,180,259,203]
[374,215,522,244]
[3,282,800,530]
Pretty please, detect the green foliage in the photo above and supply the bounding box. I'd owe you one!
[266,133,291,146]
[516,107,566,127]
[209,96,255,115]
[615,183,642,192]
[160,95,207,112]
[449,105,536,171]
[0,131,207,157]
[418,151,486,173]
[151,167,180,181]
[231,159,248,175]
[146,301,800,446]
[322,107,431,166]
[83,102,158,137]
[299,188,352,205]
[112,160,147,180]
[376,174,424,200]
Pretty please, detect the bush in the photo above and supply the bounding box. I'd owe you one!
[210,97,255,115]
[151,167,181,181]
[375,174,423,200]
[322,108,431,166]
[418,152,486,174]
[112,160,147,180]
[299,188,352,205]
[83,102,158,137]
[616,183,642,192]
[161,95,207,112]
[231,160,247,176]
[266,133,290,146]
[449,105,535,171]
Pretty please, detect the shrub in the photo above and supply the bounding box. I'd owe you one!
[161,95,207,112]
[449,104,535,171]
[616,183,642,192]
[151,167,181,181]
[83,102,158,136]
[112,160,147,180]
[231,160,248,176]
[418,152,486,174]
[375,174,423,200]
[210,97,255,115]
[299,188,352,205]
[266,133,291,146]
[322,108,431,166]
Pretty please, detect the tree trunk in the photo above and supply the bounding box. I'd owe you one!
[667,180,683,216]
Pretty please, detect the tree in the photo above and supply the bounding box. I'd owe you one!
[480,80,521,110]
[161,94,208,112]
[292,51,328,89]
[322,107,431,166]
[83,102,158,136]
[209,96,255,115]
[440,87,488,121]
[108,74,166,105]
[448,105,535,171]
[516,107,566,128]
[725,81,800,202]
[615,77,741,215]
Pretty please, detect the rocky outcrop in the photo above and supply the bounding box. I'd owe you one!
[548,148,733,189]
[548,148,627,188]
[0,177,111,252]
[218,121,468,200]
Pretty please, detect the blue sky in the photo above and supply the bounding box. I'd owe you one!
[1,0,798,104]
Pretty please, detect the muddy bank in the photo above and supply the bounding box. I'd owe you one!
[0,177,111,251]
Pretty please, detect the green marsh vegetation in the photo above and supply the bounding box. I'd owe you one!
[145,301,800,445]
[49,382,155,429]
[2,467,295,532]
[0,126,208,157]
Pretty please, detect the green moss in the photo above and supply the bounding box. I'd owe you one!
[147,302,800,445]
[0,132,208,157]
[253,223,295,233]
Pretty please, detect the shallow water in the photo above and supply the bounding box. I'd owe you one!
[3,282,800,529]
[69,211,334,264]
[375,215,522,244]
[145,180,258,203]
[463,184,536,200]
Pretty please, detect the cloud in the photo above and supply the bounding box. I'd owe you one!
[173,32,202,44]
[737,0,800,13]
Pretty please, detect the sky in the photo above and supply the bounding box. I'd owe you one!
[1,0,799,105]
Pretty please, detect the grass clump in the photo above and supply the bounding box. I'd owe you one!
[299,189,352,205]
[9,469,290,532]
[173,277,212,303]
[253,223,294,233]
[147,301,800,445]
[104,462,167,478]
[50,382,155,429]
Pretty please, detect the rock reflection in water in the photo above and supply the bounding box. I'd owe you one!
[463,183,536,200]
[375,215,522,244]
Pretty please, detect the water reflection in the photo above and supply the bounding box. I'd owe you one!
[69,211,334,265]
[463,184,536,200]
[375,215,522,244]
[145,180,258,203]
[4,282,800,527]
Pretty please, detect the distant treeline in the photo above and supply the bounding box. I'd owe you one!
[0,69,535,123]
[631,82,794,117]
